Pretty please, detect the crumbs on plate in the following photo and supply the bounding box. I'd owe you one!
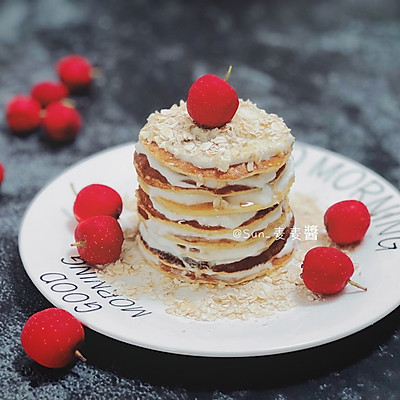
[96,192,327,322]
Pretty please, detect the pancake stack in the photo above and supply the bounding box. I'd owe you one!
[134,99,295,284]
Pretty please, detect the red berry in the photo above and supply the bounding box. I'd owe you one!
[56,54,93,92]
[31,81,69,107]
[42,101,82,142]
[73,215,124,265]
[324,200,370,245]
[73,183,123,222]
[20,308,85,368]
[301,246,366,295]
[0,162,4,186]
[5,95,42,134]
[186,73,239,128]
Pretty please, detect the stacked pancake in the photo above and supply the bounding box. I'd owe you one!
[134,99,295,285]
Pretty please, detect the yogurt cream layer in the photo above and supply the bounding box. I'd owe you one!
[138,215,295,284]
[135,141,280,190]
[139,157,294,208]
[139,211,292,265]
[139,199,289,242]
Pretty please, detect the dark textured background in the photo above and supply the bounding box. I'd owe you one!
[1,0,400,399]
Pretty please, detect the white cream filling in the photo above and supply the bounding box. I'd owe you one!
[138,225,294,283]
[139,224,268,264]
[276,157,295,193]
[148,184,274,207]
[149,198,258,229]
[175,142,288,171]
[144,157,294,208]
[147,185,217,205]
[141,199,287,242]
[136,141,196,189]
[139,212,292,265]
[275,235,294,258]
[135,141,285,190]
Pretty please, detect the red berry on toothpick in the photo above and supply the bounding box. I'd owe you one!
[20,308,86,369]
[56,54,94,93]
[324,200,371,245]
[73,184,123,222]
[31,81,69,107]
[5,95,42,134]
[0,162,4,186]
[301,246,367,295]
[186,67,239,128]
[42,101,82,142]
[72,215,124,265]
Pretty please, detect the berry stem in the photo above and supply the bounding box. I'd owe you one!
[71,241,85,248]
[90,66,103,78]
[348,279,367,291]
[61,98,76,108]
[70,182,77,196]
[224,65,233,82]
[75,349,87,362]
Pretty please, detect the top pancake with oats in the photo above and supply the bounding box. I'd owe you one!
[138,99,294,175]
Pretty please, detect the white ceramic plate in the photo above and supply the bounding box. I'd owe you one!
[19,142,400,357]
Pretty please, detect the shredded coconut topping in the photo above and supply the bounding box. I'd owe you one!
[139,99,294,172]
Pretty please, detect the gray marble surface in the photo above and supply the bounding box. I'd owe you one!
[0,0,400,399]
